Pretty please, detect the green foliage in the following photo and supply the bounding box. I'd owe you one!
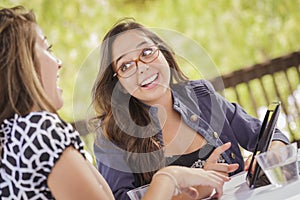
[2,0,300,124]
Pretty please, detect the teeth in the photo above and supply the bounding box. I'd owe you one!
[141,74,158,86]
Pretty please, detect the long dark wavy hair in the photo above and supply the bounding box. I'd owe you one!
[92,19,188,185]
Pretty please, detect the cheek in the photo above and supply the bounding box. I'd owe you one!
[40,63,58,96]
[41,63,55,81]
[119,79,136,94]
[157,60,171,80]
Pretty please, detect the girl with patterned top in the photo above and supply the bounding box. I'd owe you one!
[0,6,230,200]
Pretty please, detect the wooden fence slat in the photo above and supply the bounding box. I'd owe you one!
[210,50,300,142]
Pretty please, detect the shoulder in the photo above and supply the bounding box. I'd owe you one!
[24,111,70,127]
[185,79,216,96]
[17,111,81,146]
[171,80,217,104]
[18,111,74,134]
[17,112,85,176]
[20,111,85,158]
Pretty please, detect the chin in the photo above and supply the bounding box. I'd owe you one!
[56,101,64,111]
[53,89,64,111]
[53,97,64,111]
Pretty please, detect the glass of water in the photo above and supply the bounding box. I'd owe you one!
[255,143,299,187]
[127,184,149,200]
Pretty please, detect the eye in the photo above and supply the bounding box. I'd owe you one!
[141,47,154,57]
[119,61,135,72]
[47,44,53,52]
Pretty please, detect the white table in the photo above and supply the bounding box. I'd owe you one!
[221,172,300,200]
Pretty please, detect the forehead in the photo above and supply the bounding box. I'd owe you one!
[34,25,46,45]
[111,30,154,60]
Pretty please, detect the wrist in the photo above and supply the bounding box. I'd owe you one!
[152,169,181,196]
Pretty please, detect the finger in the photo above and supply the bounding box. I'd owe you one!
[205,163,239,174]
[195,171,225,198]
[207,170,228,178]
[244,157,258,174]
[209,171,231,182]
[211,182,223,199]
[204,163,229,174]
[228,163,239,173]
[210,192,221,200]
[206,142,231,163]
[205,171,227,185]
[181,187,199,199]
[189,168,227,186]
[244,154,253,171]
[269,141,286,150]
[251,159,257,174]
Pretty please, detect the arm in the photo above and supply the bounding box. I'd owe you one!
[170,186,214,200]
[32,113,114,199]
[143,166,230,200]
[200,80,289,150]
[227,103,289,151]
[244,140,288,172]
[203,81,289,172]
[48,146,114,200]
[171,143,239,200]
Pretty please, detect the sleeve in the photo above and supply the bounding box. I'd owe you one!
[25,112,86,178]
[97,160,134,200]
[94,132,136,200]
[203,80,290,151]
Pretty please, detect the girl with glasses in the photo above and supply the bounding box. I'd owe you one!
[92,19,289,200]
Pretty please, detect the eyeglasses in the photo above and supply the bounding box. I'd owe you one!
[113,45,160,78]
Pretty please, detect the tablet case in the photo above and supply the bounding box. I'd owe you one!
[246,101,281,189]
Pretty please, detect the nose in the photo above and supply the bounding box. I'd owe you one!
[137,62,149,74]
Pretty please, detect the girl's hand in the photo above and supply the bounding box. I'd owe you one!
[204,142,239,176]
[244,140,287,173]
[163,166,231,199]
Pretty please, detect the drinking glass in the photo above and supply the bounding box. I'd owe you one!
[127,184,149,200]
[255,143,299,187]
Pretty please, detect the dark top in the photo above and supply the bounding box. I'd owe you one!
[166,143,225,168]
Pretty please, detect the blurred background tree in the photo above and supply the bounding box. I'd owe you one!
[2,0,300,123]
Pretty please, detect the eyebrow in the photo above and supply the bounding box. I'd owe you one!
[115,41,150,66]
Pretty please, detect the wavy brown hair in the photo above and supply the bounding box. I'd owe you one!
[0,6,56,124]
[92,19,188,185]
[0,6,57,159]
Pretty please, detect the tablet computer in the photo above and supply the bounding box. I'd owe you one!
[246,101,281,189]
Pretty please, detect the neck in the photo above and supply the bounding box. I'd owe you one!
[153,89,176,129]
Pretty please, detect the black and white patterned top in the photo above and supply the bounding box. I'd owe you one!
[0,111,85,199]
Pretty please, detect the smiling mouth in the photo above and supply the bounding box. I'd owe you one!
[140,73,158,87]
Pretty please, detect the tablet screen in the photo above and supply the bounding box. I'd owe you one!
[246,101,281,189]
